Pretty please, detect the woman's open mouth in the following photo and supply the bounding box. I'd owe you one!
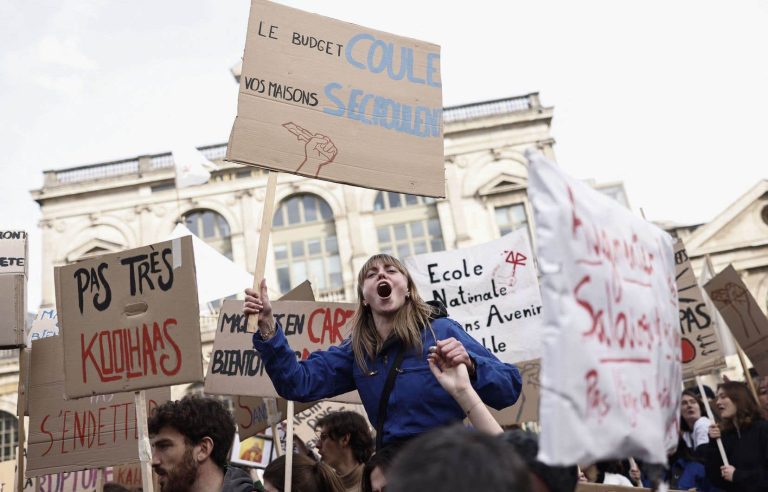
[377,282,392,298]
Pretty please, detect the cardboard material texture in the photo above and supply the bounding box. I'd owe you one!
[204,299,359,404]
[673,240,725,377]
[0,230,28,348]
[291,401,368,454]
[27,337,171,477]
[227,0,445,197]
[489,358,540,425]
[55,236,203,398]
[705,264,768,376]
[234,395,314,441]
[112,462,160,490]
[20,309,60,417]
[0,458,114,492]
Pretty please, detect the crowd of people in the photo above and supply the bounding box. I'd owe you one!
[139,254,768,492]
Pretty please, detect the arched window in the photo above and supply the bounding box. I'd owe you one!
[183,210,233,259]
[373,192,444,258]
[0,411,18,460]
[273,194,342,296]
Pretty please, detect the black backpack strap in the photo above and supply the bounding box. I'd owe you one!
[375,348,407,451]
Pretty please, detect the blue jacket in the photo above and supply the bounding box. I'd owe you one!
[252,317,522,445]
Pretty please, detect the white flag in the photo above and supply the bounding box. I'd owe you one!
[173,146,213,188]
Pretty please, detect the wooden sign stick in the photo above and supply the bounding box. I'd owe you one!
[16,350,25,492]
[247,172,278,333]
[284,400,295,492]
[696,376,729,466]
[134,390,155,492]
[735,344,760,404]
[95,467,105,492]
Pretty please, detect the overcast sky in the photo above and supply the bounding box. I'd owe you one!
[1,0,767,310]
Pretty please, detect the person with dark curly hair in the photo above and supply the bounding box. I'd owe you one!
[148,396,255,492]
[314,411,373,492]
[705,381,768,491]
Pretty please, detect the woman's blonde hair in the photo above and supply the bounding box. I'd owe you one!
[349,254,433,372]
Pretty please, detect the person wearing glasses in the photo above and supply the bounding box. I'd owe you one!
[313,411,373,492]
[244,253,521,449]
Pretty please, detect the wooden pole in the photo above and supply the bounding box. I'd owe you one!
[284,400,295,492]
[247,172,278,333]
[16,350,26,492]
[134,390,154,492]
[95,467,105,492]
[736,345,760,404]
[696,376,729,466]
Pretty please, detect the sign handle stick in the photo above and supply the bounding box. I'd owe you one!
[284,400,295,492]
[247,171,278,333]
[34,475,39,492]
[696,376,729,466]
[735,344,760,404]
[16,350,25,492]
[134,390,155,492]
[95,467,105,492]
[628,457,641,486]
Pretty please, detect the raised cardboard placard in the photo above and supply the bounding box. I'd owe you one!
[27,337,171,477]
[227,0,445,197]
[705,264,768,376]
[204,299,359,403]
[489,358,540,424]
[291,401,369,454]
[234,395,314,440]
[528,152,681,465]
[674,240,725,377]
[0,230,28,348]
[21,309,61,417]
[406,229,543,364]
[55,237,203,398]
[27,337,170,475]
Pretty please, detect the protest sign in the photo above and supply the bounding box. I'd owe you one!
[20,309,61,417]
[112,462,160,490]
[291,401,369,454]
[527,152,681,465]
[674,240,725,377]
[704,264,768,376]
[489,358,540,424]
[234,395,315,440]
[54,236,203,398]
[27,336,171,477]
[406,230,542,363]
[227,0,445,197]
[204,299,360,404]
[0,230,27,348]
[0,457,115,492]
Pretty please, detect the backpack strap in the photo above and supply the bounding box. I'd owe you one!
[375,348,407,451]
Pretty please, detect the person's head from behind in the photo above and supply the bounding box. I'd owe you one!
[350,254,433,370]
[680,389,706,431]
[386,425,531,492]
[314,410,373,469]
[148,396,235,492]
[362,443,404,492]
[716,381,761,430]
[500,430,578,492]
[757,375,768,418]
[263,454,344,492]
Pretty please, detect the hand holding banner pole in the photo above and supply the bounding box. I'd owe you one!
[247,172,278,333]
[696,376,729,466]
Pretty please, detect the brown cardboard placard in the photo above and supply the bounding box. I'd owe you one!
[27,337,171,477]
[55,237,203,398]
[0,230,27,349]
[112,462,160,491]
[0,230,27,276]
[489,358,540,425]
[674,241,725,377]
[234,395,314,440]
[291,401,369,454]
[0,458,114,492]
[20,309,60,417]
[227,0,445,197]
[705,264,768,376]
[204,299,360,403]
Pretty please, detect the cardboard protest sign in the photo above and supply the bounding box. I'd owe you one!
[21,309,61,417]
[112,462,160,490]
[674,241,725,377]
[0,457,115,492]
[489,358,541,425]
[0,230,27,348]
[204,299,360,404]
[705,265,768,376]
[227,0,445,197]
[234,395,314,440]
[55,236,203,398]
[27,337,171,477]
[527,152,681,465]
[406,230,543,363]
[291,401,369,454]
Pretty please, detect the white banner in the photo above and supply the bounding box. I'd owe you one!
[527,151,681,465]
[405,230,542,363]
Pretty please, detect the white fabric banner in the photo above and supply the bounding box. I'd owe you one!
[405,229,542,363]
[173,146,213,188]
[527,151,681,465]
